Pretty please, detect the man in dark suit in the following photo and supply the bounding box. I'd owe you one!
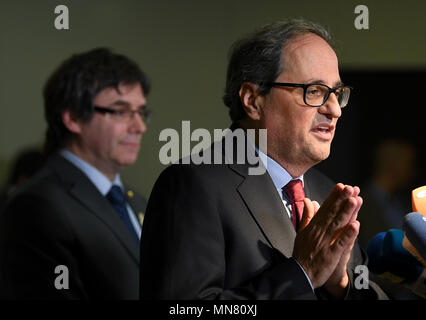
[0,48,151,299]
[140,19,388,299]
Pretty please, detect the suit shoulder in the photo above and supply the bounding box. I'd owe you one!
[6,165,63,202]
[156,162,236,187]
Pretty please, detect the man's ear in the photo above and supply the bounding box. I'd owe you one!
[62,110,83,134]
[239,82,263,121]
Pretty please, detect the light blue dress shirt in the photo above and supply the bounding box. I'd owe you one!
[256,147,305,219]
[60,149,141,239]
[256,147,314,291]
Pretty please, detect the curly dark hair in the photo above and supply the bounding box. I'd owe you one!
[43,47,150,155]
[223,19,333,122]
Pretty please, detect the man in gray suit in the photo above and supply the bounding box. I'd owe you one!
[140,19,388,300]
[0,48,151,299]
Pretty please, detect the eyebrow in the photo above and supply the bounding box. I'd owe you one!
[306,79,344,87]
[110,100,146,109]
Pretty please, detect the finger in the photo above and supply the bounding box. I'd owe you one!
[314,184,354,227]
[340,224,357,260]
[344,185,359,197]
[350,196,363,223]
[330,220,360,251]
[331,195,362,244]
[327,233,356,289]
[326,196,359,244]
[312,201,320,213]
[321,183,345,209]
[353,186,360,197]
[300,198,316,230]
[346,220,360,244]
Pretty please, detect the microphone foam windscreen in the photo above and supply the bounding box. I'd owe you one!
[366,232,386,274]
[383,229,423,281]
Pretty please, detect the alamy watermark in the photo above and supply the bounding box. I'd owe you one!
[54,5,69,30]
[354,5,369,30]
[54,265,69,290]
[158,121,267,175]
[354,264,369,289]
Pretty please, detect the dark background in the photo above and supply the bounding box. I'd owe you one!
[316,70,426,195]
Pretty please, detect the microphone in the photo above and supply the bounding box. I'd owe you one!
[411,186,426,216]
[366,229,423,283]
[403,212,426,265]
[364,186,426,298]
[399,186,426,267]
[365,232,387,274]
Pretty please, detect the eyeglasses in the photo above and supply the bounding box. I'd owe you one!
[93,106,152,123]
[270,82,352,108]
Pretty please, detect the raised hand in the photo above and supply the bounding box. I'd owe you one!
[292,183,362,292]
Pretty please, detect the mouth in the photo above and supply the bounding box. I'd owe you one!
[120,139,140,148]
[311,124,335,141]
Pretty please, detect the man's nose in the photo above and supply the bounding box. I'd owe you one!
[318,93,342,119]
[129,112,147,134]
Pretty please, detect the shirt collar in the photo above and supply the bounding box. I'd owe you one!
[60,149,123,196]
[256,147,304,190]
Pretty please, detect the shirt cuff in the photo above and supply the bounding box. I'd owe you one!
[293,259,315,292]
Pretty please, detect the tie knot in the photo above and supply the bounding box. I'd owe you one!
[106,185,125,205]
[283,179,305,203]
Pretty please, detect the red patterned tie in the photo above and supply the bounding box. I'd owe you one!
[283,179,305,231]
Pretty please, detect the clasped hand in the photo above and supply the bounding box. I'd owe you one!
[292,183,362,298]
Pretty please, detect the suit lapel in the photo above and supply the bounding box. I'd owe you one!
[231,166,330,258]
[230,163,296,258]
[48,155,140,263]
[218,126,296,257]
[124,188,145,226]
[303,169,330,205]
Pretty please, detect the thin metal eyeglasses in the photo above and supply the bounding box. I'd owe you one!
[270,82,352,108]
[93,106,152,123]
